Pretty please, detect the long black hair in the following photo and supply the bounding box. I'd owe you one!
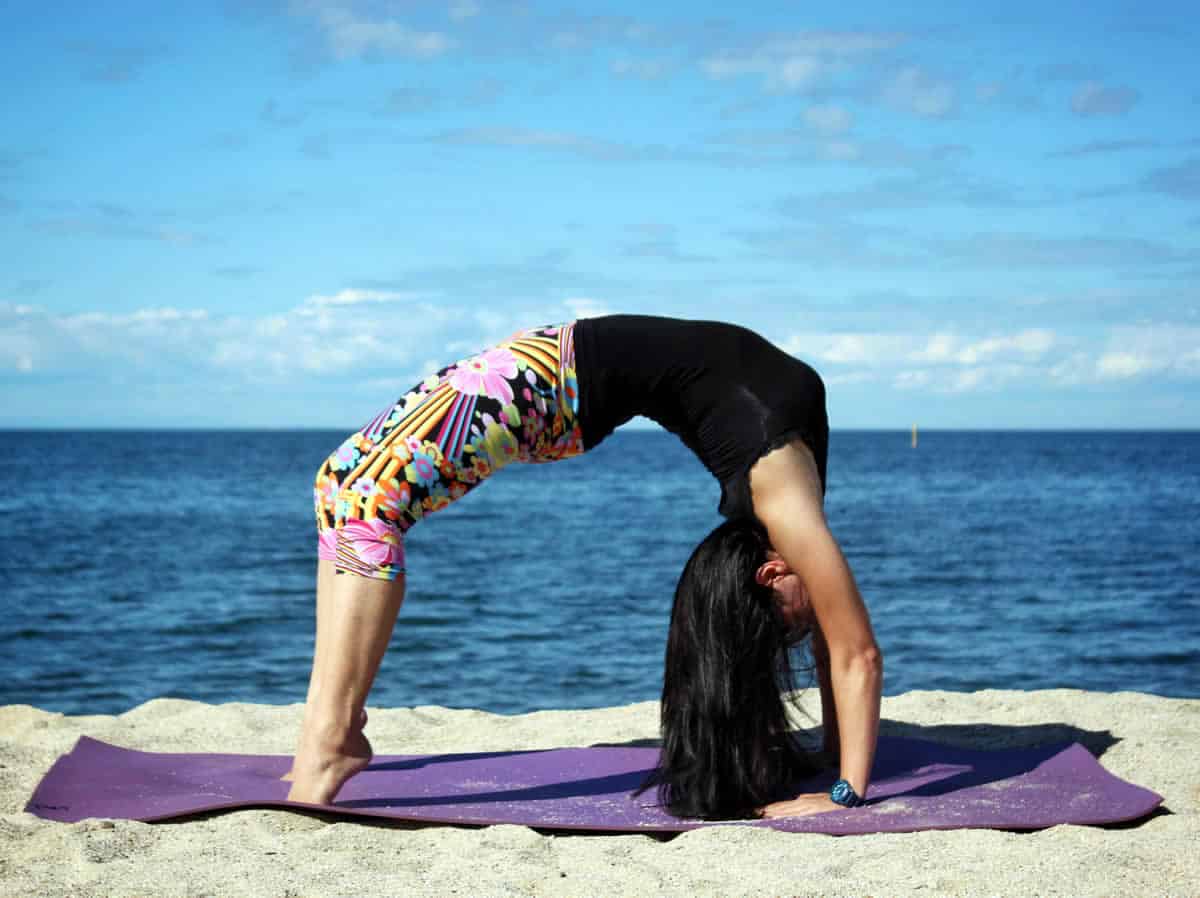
[640,517,814,819]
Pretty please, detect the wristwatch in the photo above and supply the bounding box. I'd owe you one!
[829,778,864,808]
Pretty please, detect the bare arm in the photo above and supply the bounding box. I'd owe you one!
[751,441,882,811]
[812,625,839,757]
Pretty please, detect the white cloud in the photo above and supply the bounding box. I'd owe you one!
[1049,352,1092,385]
[801,103,852,136]
[912,332,957,362]
[6,298,1198,417]
[0,295,615,386]
[1096,351,1151,379]
[824,371,875,386]
[300,288,421,309]
[611,57,672,80]
[563,296,612,319]
[701,31,904,94]
[952,329,1055,364]
[1092,325,1200,379]
[882,66,957,119]
[703,51,821,92]
[785,328,1055,369]
[783,331,912,364]
[448,1,480,21]
[949,368,985,392]
[776,324,1200,394]
[893,370,931,390]
[292,1,455,60]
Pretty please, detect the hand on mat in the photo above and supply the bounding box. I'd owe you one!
[760,792,843,818]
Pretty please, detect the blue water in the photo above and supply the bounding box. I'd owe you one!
[1,430,1197,716]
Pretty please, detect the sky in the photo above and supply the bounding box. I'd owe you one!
[1,1,1197,429]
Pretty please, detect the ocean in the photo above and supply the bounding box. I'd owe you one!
[1,429,1197,716]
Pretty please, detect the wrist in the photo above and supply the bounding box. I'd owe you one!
[829,778,865,808]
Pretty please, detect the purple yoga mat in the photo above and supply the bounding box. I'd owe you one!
[26,735,1161,835]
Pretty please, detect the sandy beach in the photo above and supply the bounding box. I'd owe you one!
[2,689,1196,897]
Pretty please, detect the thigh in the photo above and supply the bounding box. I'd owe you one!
[314,323,586,556]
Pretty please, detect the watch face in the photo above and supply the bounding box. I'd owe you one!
[830,779,859,807]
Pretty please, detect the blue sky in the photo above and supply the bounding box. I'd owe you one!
[2,1,1197,428]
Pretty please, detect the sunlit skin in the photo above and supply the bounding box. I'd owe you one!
[751,440,883,819]
[284,438,882,818]
[752,550,842,817]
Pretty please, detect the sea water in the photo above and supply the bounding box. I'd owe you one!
[1,429,1196,715]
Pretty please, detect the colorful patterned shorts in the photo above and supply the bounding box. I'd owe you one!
[314,323,585,580]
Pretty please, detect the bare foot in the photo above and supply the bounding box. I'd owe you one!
[281,708,368,784]
[285,723,373,805]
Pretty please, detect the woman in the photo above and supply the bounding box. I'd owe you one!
[284,315,882,819]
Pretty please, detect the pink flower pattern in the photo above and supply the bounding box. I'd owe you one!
[342,518,405,568]
[448,347,519,404]
[312,324,584,581]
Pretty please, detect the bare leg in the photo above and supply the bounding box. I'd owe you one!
[282,560,366,782]
[285,567,407,805]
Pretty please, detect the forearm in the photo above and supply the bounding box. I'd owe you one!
[802,538,882,797]
[748,441,882,802]
[813,631,838,756]
[827,647,881,797]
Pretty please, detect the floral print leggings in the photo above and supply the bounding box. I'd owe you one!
[314,323,585,580]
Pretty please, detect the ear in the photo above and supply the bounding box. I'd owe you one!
[754,559,786,587]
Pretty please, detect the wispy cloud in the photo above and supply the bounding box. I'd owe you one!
[700,30,905,93]
[28,203,214,246]
[881,65,957,119]
[707,128,969,170]
[300,288,422,309]
[1071,81,1140,117]
[801,103,853,136]
[212,265,261,280]
[1051,326,1200,384]
[775,170,1038,218]
[1037,61,1105,83]
[928,231,1195,270]
[375,78,503,116]
[611,57,674,80]
[0,147,47,180]
[0,294,595,387]
[290,0,456,60]
[65,41,168,82]
[779,324,1199,393]
[1141,157,1200,201]
[783,329,1055,368]
[379,86,441,115]
[448,0,480,22]
[425,126,712,164]
[1047,139,1162,158]
[731,222,922,270]
[620,224,714,263]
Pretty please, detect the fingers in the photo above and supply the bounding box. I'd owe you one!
[760,793,845,818]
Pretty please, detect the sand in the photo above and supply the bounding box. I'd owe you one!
[1,689,1196,898]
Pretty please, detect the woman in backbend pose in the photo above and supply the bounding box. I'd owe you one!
[285,315,883,819]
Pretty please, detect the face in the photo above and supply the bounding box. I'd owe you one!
[755,549,815,641]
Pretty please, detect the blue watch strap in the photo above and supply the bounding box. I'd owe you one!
[829,778,863,808]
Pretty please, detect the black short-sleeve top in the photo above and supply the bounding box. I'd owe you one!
[572,315,829,520]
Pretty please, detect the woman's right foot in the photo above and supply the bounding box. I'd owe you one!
[281,708,368,783]
[284,716,373,805]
